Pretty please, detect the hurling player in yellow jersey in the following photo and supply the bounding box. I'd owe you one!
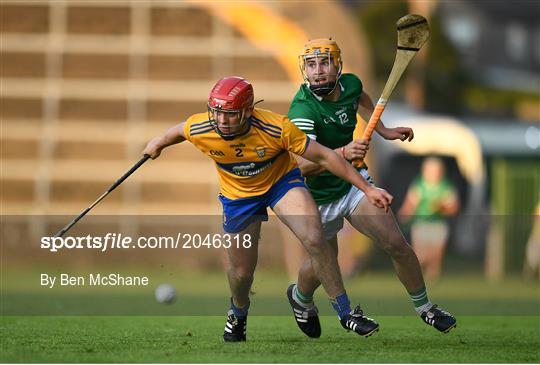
[143,76,391,341]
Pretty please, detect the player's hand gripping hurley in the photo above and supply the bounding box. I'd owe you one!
[54,154,150,238]
[352,14,430,167]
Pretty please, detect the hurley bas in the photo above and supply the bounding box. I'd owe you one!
[41,273,149,288]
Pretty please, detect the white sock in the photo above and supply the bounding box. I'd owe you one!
[415,301,434,315]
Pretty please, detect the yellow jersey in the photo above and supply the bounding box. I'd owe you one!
[184,108,309,199]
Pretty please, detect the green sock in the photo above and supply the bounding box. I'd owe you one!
[293,284,314,307]
[409,287,432,314]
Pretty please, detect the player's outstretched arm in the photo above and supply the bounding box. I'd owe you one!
[294,139,369,177]
[293,154,326,176]
[301,140,393,211]
[143,122,187,159]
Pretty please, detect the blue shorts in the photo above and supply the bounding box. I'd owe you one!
[219,168,307,233]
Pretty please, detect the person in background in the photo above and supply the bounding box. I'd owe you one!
[399,156,460,282]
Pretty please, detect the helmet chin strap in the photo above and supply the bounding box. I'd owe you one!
[214,127,237,140]
[309,80,338,96]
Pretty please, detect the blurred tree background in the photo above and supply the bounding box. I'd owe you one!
[354,0,539,120]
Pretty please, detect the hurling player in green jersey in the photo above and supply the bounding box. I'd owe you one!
[285,38,456,338]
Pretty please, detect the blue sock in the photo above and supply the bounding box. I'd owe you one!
[331,292,351,319]
[230,299,249,318]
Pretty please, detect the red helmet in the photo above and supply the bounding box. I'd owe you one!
[208,76,254,111]
[208,77,254,140]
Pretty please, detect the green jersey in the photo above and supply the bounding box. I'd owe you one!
[411,177,456,223]
[288,73,365,205]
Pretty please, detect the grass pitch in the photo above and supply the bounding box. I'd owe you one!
[1,315,539,363]
[2,271,539,362]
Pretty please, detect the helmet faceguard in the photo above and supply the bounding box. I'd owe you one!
[207,76,254,140]
[299,38,343,97]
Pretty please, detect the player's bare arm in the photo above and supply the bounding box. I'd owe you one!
[143,122,187,159]
[359,91,414,142]
[300,140,393,211]
[293,139,369,177]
